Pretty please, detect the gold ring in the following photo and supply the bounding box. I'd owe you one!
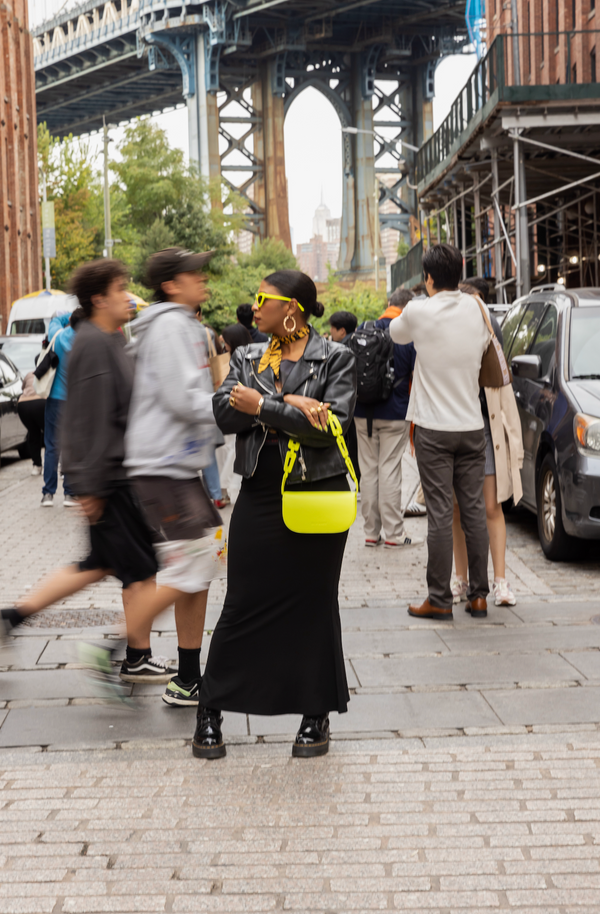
[230,396,236,406]
[310,407,317,414]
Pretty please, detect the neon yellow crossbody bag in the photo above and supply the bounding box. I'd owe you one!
[281,411,359,534]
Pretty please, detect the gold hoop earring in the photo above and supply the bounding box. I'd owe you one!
[283,314,297,334]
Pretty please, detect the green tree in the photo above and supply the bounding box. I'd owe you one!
[131,219,175,284]
[113,119,188,232]
[38,124,103,288]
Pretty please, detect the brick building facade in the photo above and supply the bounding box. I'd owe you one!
[0,0,41,330]
[486,0,599,87]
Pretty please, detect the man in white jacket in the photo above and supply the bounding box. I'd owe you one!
[122,247,223,706]
[389,244,490,620]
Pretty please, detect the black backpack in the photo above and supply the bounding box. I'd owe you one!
[347,320,395,405]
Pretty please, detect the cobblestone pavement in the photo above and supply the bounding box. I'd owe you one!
[2,451,600,911]
[2,735,600,912]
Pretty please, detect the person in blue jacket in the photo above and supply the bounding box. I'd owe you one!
[41,310,81,507]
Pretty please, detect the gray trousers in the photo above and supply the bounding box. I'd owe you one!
[414,425,489,609]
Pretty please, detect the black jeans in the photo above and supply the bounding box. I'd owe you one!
[414,425,489,609]
[17,399,46,466]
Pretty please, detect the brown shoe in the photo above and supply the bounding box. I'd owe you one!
[465,598,487,619]
[408,599,453,621]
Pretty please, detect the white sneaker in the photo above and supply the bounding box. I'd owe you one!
[63,496,79,507]
[451,575,468,604]
[404,501,427,517]
[493,579,516,606]
[40,493,53,507]
[384,536,424,548]
[31,465,42,476]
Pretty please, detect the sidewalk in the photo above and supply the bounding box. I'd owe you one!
[3,453,600,911]
[2,454,600,748]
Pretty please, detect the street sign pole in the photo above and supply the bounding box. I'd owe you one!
[41,176,55,291]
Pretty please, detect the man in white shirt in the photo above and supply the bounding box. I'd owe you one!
[390,244,490,620]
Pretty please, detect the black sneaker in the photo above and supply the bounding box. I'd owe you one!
[78,642,134,707]
[162,676,202,707]
[192,706,226,759]
[119,654,177,684]
[292,714,330,758]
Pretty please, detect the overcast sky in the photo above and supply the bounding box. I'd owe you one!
[31,0,476,247]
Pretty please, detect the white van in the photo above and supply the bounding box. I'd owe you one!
[7,289,78,335]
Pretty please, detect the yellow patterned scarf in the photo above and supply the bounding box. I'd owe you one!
[258,325,311,378]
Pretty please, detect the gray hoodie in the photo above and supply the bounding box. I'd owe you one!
[124,302,217,478]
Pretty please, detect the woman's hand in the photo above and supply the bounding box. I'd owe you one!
[284,394,331,431]
[229,383,262,415]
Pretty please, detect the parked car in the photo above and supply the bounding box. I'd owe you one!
[501,284,600,560]
[0,351,26,457]
[0,335,44,374]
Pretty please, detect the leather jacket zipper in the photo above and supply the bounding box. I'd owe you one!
[248,358,273,477]
[251,426,269,477]
[249,358,273,394]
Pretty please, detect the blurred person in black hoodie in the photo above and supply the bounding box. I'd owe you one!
[0,260,174,697]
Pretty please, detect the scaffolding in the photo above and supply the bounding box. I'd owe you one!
[416,30,600,303]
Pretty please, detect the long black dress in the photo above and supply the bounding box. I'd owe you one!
[199,441,350,716]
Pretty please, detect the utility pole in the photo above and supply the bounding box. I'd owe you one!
[374,177,379,291]
[103,116,113,259]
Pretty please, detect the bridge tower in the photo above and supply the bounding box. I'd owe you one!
[0,0,41,325]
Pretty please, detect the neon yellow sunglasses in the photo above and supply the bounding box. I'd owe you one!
[254,292,304,312]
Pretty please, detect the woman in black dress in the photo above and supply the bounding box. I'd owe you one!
[194,270,357,759]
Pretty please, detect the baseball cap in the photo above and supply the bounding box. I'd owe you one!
[145,247,215,293]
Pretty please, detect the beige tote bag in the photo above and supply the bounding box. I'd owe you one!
[205,327,230,391]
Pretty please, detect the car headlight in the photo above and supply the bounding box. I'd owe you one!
[574,413,600,454]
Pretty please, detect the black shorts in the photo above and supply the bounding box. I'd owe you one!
[78,485,158,588]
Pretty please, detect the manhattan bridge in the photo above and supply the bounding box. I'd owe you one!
[33,0,470,277]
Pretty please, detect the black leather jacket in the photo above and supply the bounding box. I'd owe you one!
[213,327,357,483]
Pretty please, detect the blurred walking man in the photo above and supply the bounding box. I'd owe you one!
[390,244,490,620]
[123,247,222,707]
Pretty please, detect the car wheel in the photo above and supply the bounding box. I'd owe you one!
[536,453,576,561]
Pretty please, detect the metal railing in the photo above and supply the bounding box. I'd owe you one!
[390,240,423,290]
[418,30,600,186]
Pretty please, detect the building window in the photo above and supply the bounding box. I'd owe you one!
[573,62,577,84]
[592,48,597,83]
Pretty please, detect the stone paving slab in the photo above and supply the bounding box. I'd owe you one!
[0,670,130,702]
[483,685,600,726]
[438,623,600,653]
[0,701,249,748]
[562,650,600,679]
[352,651,579,688]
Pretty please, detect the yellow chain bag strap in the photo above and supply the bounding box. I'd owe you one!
[281,411,359,534]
